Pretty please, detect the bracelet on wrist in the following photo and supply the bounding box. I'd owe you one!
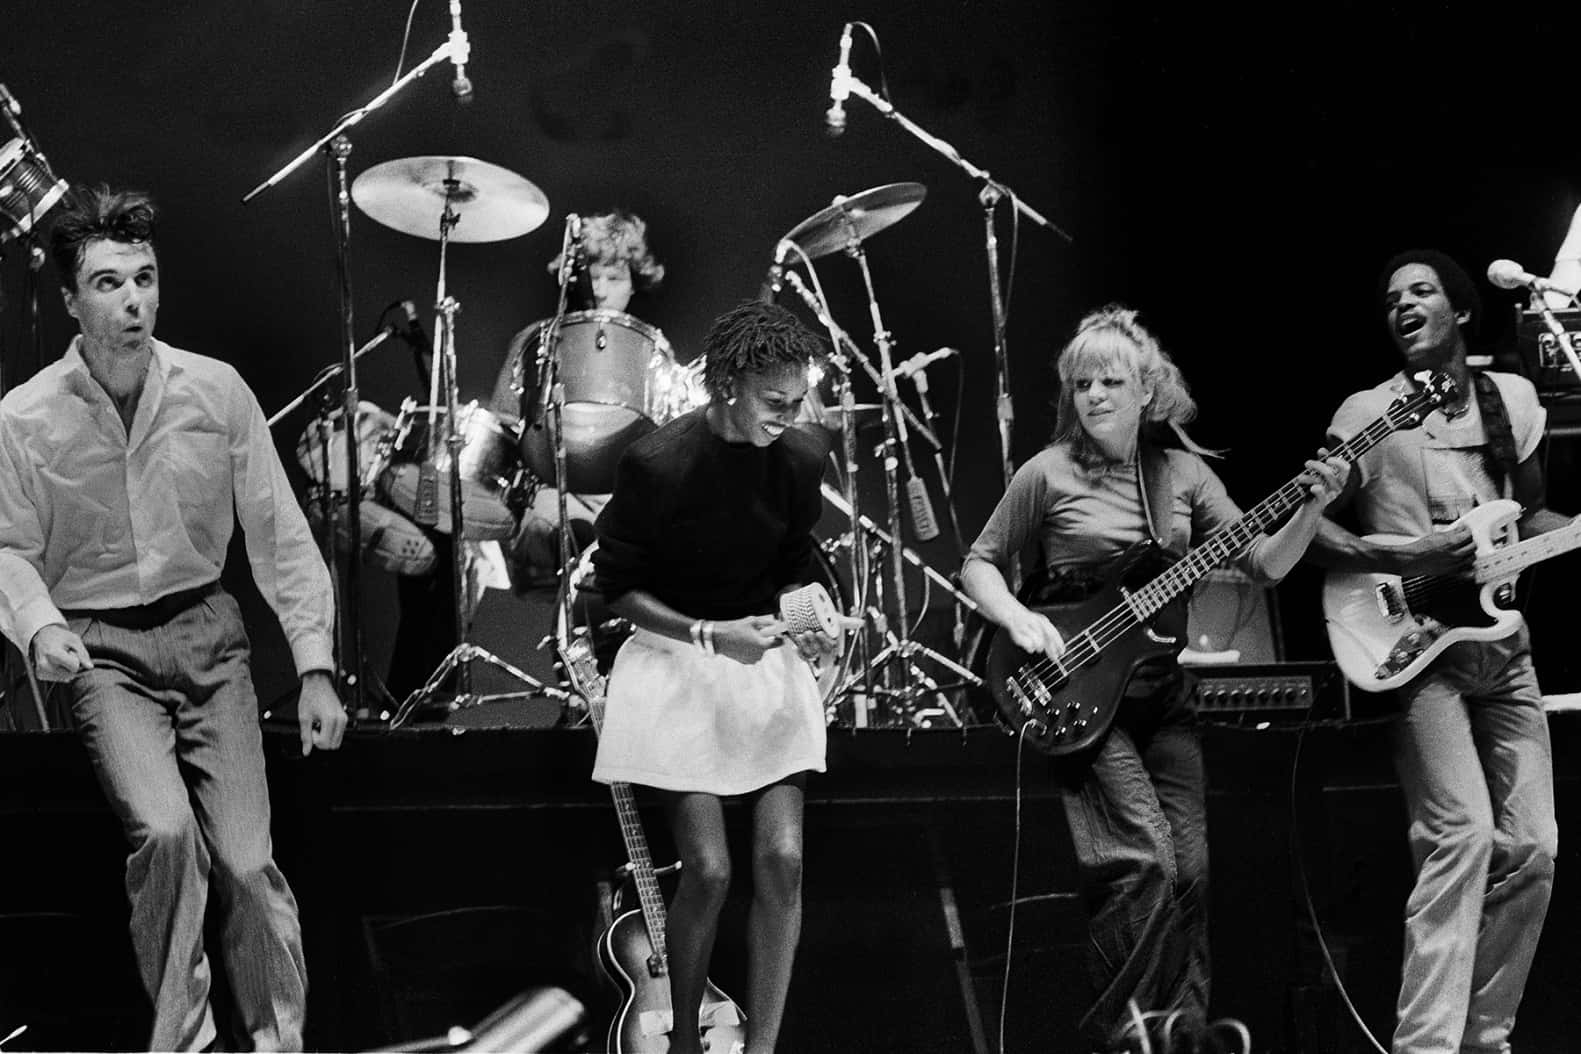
[689,619,705,654]
[701,620,716,657]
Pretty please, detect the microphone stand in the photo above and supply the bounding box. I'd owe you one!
[326,134,367,719]
[538,216,586,721]
[838,70,1070,585]
[240,28,467,723]
[1528,288,1581,383]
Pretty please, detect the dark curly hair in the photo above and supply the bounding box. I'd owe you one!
[700,301,824,401]
[1376,248,1481,336]
[48,184,158,291]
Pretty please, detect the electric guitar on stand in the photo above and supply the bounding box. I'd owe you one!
[1324,498,1581,691]
[985,372,1455,756]
[566,634,746,1054]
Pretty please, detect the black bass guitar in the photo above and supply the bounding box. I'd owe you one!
[568,634,747,1054]
[986,371,1454,756]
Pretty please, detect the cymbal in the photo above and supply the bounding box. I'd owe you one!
[781,182,926,261]
[351,156,550,243]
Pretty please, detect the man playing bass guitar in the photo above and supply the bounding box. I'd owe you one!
[960,305,1347,1048]
[1305,250,1563,1054]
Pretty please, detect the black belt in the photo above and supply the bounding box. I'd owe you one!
[62,582,221,631]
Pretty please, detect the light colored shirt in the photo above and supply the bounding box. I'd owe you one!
[1327,370,1545,539]
[0,337,335,676]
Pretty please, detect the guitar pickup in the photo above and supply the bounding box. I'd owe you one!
[1376,620,1444,680]
[1373,582,1406,623]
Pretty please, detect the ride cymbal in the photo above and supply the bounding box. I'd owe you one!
[352,155,550,243]
[780,182,926,260]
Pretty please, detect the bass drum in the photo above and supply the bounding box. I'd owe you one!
[556,542,848,706]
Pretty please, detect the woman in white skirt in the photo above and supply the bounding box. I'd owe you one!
[591,301,836,1054]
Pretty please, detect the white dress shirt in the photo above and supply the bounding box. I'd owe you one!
[0,337,334,676]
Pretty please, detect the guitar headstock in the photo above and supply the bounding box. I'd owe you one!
[1391,369,1459,430]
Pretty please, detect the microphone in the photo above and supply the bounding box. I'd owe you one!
[758,240,793,303]
[395,301,430,350]
[1487,259,1565,294]
[892,347,960,380]
[824,23,853,137]
[448,0,474,104]
[906,475,941,542]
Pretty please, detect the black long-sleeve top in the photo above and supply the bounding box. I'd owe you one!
[591,409,826,620]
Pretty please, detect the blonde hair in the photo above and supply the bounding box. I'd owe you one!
[546,209,665,291]
[1051,304,1217,470]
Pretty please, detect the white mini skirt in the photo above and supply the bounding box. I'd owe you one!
[591,627,828,795]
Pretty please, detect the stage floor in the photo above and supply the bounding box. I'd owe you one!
[2,718,1579,1052]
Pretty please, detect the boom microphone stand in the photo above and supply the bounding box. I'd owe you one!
[241,26,472,721]
[828,31,1071,581]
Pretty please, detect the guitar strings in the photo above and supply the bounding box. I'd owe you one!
[1011,405,1423,691]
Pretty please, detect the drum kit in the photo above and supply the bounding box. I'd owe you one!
[241,19,1064,731]
[260,148,716,723]
[269,160,989,729]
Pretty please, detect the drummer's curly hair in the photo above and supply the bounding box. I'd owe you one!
[701,301,825,401]
[546,209,665,291]
[49,185,158,291]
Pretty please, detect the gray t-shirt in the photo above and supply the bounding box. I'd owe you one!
[966,442,1265,581]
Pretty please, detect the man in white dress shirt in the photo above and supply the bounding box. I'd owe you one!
[0,186,345,1051]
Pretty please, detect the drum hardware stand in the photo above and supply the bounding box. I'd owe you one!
[782,260,942,714]
[829,49,1070,583]
[241,21,473,722]
[818,484,981,728]
[399,181,565,720]
[534,213,590,718]
[836,222,963,721]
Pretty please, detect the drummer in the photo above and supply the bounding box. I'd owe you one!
[488,208,668,585]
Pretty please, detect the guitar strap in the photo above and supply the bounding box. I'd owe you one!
[1137,443,1174,550]
[1471,370,1519,494]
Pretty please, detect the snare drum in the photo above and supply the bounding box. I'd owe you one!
[295,401,398,496]
[518,310,684,493]
[379,399,521,541]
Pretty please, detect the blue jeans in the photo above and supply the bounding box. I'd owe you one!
[1057,679,1209,1043]
[1391,628,1557,1054]
[66,589,306,1051]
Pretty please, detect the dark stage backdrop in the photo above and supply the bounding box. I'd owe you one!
[8,2,1581,702]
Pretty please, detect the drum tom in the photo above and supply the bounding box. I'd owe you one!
[379,399,522,541]
[295,400,398,496]
[518,310,685,493]
[0,138,69,245]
